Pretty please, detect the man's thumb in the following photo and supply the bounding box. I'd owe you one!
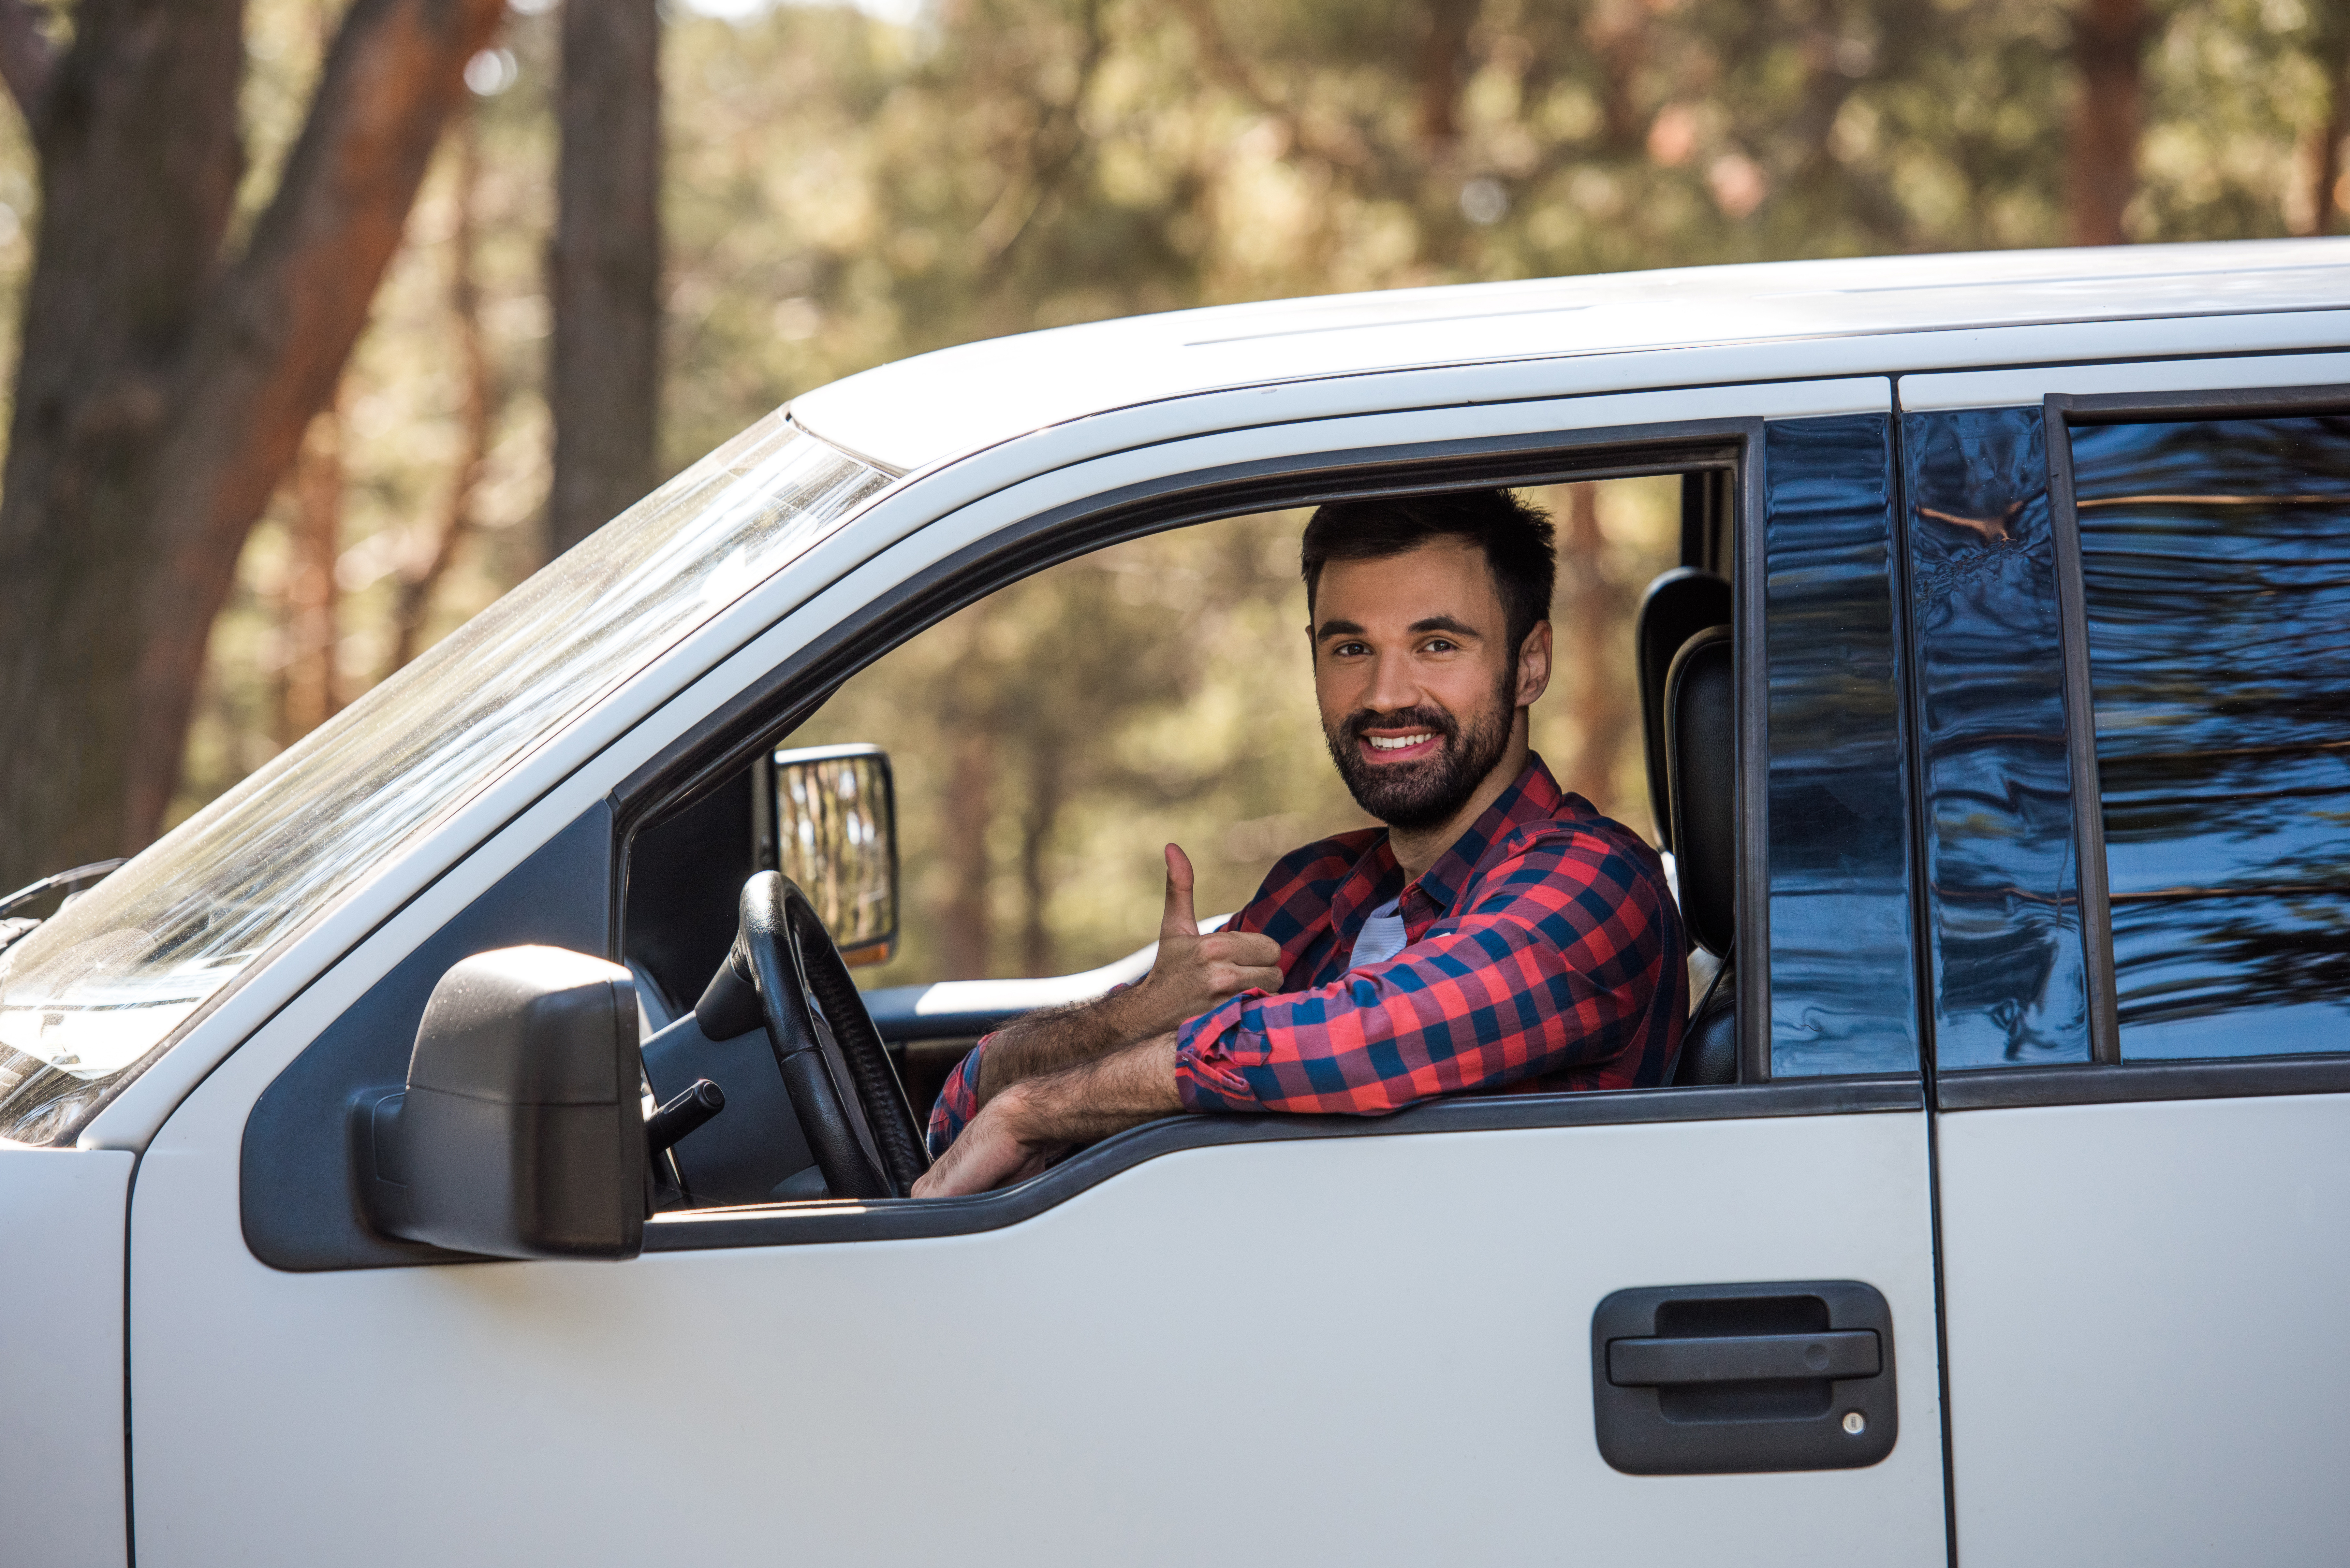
[1160,843,1199,938]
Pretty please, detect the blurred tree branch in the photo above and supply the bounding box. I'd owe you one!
[1170,0,1368,172]
[974,0,1104,266]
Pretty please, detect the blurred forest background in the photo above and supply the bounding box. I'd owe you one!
[0,0,2346,976]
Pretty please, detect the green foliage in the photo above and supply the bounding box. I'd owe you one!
[4,0,2327,950]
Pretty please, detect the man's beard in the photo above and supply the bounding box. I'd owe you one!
[1323,670,1517,832]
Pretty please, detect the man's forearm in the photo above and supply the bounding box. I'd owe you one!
[973,986,1162,1105]
[1006,1031,1184,1146]
[914,1034,1184,1198]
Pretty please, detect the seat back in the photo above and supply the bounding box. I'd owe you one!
[1664,625,1737,1085]
[1636,568,1732,852]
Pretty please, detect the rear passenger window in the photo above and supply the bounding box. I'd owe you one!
[2069,414,2350,1062]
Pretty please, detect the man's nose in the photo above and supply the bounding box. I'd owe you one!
[1361,650,1423,716]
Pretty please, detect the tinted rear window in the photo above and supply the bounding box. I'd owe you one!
[2071,414,2350,1062]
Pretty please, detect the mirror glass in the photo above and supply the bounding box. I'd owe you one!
[765,745,897,965]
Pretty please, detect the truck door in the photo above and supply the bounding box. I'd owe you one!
[126,392,1950,1566]
[1899,363,2350,1566]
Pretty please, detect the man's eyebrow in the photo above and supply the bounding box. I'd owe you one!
[1314,614,1486,640]
[1410,615,1482,637]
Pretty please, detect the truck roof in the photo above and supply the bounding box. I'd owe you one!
[789,238,2350,473]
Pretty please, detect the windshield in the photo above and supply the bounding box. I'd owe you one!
[0,414,893,1146]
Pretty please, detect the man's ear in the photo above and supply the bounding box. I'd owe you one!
[1516,620,1553,707]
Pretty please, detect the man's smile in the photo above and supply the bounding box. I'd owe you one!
[1361,729,1443,761]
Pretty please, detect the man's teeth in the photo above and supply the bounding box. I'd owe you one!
[1369,733,1433,750]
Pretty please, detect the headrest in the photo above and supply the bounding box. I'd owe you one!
[1665,626,1734,959]
[1636,569,1731,851]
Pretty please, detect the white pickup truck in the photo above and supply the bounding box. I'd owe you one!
[5,239,2348,1567]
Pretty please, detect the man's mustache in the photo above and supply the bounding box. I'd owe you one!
[1341,705,1460,747]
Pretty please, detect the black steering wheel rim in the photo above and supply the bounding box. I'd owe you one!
[709,871,928,1200]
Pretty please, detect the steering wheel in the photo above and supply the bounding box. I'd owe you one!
[693,872,929,1200]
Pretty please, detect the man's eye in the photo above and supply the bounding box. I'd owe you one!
[1422,638,1458,653]
[1333,640,1370,656]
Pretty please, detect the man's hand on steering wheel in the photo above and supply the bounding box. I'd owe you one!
[1125,843,1284,1033]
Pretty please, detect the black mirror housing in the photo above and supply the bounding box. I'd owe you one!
[378,945,645,1260]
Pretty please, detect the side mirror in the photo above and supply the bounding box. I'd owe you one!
[759,743,898,967]
[360,945,644,1260]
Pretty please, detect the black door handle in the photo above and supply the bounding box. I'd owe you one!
[1591,1281,1897,1475]
[1608,1329,1880,1387]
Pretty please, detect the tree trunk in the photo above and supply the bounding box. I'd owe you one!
[2068,0,2150,247]
[280,405,345,741]
[1585,3,1649,154]
[0,0,505,890]
[0,0,245,881]
[1415,0,1477,150]
[1559,483,1632,822]
[938,727,995,980]
[1017,747,1063,977]
[2299,14,2350,237]
[391,111,491,673]
[547,0,660,559]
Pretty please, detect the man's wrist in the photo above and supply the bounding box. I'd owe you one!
[989,1078,1039,1140]
[1102,977,1168,1041]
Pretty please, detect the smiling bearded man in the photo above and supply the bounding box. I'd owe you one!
[913,488,1689,1198]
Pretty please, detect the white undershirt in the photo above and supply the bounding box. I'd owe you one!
[1350,895,1410,969]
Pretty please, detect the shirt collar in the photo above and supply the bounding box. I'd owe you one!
[1404,753,1569,920]
[1329,753,1571,937]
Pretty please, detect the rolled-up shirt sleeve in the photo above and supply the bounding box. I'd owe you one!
[1173,828,1672,1115]
[925,1038,988,1159]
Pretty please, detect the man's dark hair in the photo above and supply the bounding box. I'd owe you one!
[1300,488,1557,654]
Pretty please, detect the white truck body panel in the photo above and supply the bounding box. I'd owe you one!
[0,1146,132,1568]
[1939,1094,2350,1566]
[1901,347,2350,409]
[1,240,2339,1565]
[134,1085,1944,1566]
[790,241,2350,472]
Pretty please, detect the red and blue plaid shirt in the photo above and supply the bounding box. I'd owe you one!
[926,755,1687,1157]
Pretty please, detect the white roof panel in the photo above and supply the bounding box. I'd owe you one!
[789,239,2350,472]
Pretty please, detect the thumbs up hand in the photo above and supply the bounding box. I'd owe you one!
[1160,840,1204,942]
[1132,843,1284,1033]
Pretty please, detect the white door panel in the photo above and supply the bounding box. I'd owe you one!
[1940,1093,2350,1566]
[134,1084,1944,1566]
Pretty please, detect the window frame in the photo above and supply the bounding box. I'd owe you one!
[1933,384,2350,1111]
[610,412,1921,1253]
